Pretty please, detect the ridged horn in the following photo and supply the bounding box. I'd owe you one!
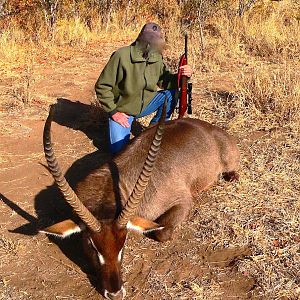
[43,105,101,232]
[117,98,168,227]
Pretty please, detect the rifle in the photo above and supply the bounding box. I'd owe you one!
[177,33,193,119]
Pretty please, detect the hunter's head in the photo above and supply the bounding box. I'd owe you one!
[136,22,165,54]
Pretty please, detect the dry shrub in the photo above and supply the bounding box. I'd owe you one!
[241,1,300,59]
[235,65,300,127]
[200,63,299,135]
[0,27,28,67]
[54,18,92,46]
[210,1,300,61]
[1,0,299,69]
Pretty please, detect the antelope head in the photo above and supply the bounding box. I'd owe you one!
[40,101,167,299]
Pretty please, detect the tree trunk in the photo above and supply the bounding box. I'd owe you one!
[0,0,6,18]
[197,1,205,58]
[40,0,59,37]
[238,0,257,17]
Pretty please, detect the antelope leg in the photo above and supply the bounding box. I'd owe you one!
[146,201,192,242]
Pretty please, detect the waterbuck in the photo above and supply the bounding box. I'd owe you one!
[41,102,240,300]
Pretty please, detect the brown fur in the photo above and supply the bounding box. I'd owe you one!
[44,118,240,299]
[82,221,127,294]
[76,118,240,241]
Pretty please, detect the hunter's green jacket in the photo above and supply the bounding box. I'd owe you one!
[95,41,177,116]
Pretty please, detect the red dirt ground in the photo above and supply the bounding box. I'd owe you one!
[0,42,257,299]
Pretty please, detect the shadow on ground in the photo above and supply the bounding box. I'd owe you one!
[1,98,133,292]
[53,98,109,150]
[52,97,144,147]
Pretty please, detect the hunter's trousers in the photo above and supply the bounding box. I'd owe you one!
[109,89,176,154]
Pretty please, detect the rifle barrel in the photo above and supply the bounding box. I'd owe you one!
[184,33,188,63]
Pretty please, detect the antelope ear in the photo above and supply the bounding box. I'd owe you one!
[127,216,164,234]
[39,219,85,238]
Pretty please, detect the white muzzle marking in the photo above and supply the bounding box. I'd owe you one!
[104,286,126,299]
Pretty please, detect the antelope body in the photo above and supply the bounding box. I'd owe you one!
[41,104,240,300]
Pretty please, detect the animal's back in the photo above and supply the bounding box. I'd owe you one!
[119,118,239,183]
[115,118,240,220]
[75,117,240,238]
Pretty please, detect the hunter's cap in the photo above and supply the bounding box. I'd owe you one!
[137,22,165,48]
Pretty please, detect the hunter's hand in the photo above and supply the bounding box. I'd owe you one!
[179,64,193,78]
[112,112,130,128]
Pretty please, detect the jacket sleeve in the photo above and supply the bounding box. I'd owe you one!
[95,51,121,115]
[157,62,177,90]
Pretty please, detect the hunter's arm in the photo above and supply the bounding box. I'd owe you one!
[157,62,177,90]
[95,52,122,116]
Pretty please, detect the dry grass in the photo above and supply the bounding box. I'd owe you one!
[0,0,298,75]
[0,235,19,256]
[235,65,300,128]
[201,64,300,132]
[191,126,300,298]
[182,60,300,299]
[0,0,300,299]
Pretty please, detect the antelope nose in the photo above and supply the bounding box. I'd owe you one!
[105,288,125,300]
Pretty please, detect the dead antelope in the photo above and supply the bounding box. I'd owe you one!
[41,102,240,300]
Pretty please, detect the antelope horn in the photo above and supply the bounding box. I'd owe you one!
[43,105,101,232]
[117,97,168,227]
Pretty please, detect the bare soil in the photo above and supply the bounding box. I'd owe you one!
[1,42,261,299]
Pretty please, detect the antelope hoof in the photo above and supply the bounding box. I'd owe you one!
[223,171,239,182]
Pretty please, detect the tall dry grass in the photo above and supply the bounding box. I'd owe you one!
[236,66,300,128]
[1,0,299,110]
[1,1,299,64]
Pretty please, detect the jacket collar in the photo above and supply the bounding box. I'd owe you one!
[130,41,161,63]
